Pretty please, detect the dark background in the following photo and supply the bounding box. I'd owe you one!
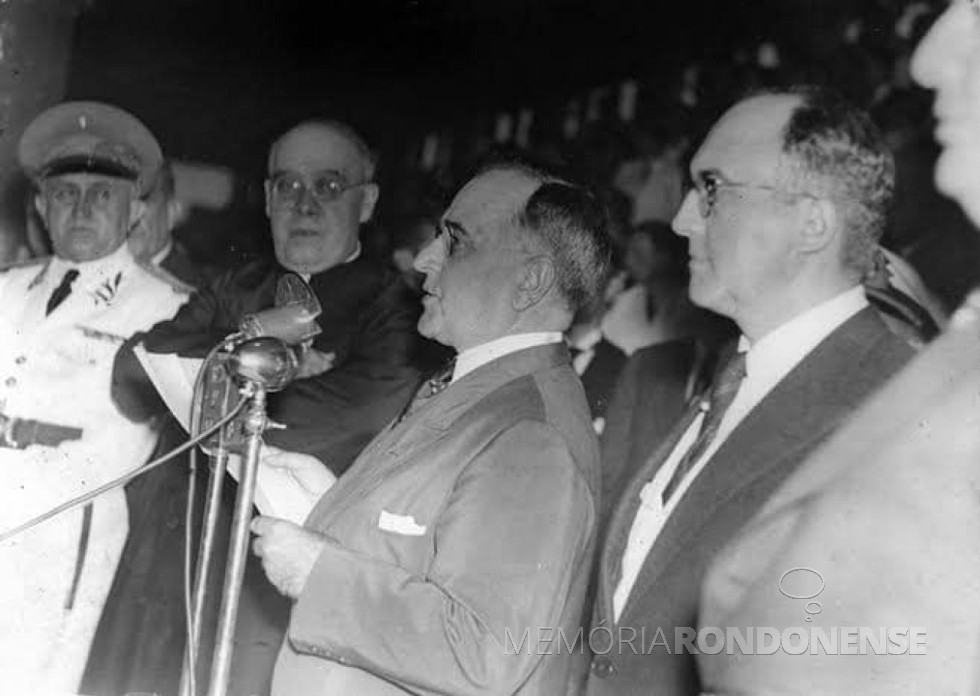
[55,0,979,306]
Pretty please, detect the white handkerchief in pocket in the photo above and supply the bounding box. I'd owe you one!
[378,510,427,536]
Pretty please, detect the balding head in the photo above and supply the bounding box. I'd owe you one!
[267,120,376,183]
[264,120,379,275]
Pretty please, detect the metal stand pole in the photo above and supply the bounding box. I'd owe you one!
[178,443,229,695]
[205,386,267,696]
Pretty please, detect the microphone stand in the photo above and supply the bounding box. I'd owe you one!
[206,382,264,696]
[180,337,298,696]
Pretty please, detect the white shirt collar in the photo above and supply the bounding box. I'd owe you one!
[48,244,138,292]
[568,326,603,352]
[738,285,868,392]
[452,332,564,383]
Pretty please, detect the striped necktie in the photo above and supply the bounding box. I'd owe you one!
[398,359,456,423]
[661,350,747,503]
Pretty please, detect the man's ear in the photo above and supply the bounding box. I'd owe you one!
[33,191,46,221]
[798,197,838,254]
[167,199,188,231]
[264,179,273,220]
[128,198,147,232]
[359,183,380,223]
[513,255,557,311]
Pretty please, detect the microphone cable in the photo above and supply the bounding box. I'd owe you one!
[0,396,247,546]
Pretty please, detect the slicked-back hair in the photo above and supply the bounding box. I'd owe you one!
[477,157,613,315]
[768,86,895,276]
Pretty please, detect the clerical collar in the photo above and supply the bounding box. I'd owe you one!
[298,241,361,283]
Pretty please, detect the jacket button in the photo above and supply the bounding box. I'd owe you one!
[591,656,615,678]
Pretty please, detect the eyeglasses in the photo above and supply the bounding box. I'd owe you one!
[43,180,130,211]
[268,171,370,207]
[688,172,818,218]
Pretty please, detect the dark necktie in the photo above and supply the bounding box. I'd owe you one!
[661,350,747,503]
[398,359,456,423]
[45,269,80,316]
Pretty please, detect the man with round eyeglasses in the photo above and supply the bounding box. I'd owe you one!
[583,87,914,695]
[696,3,980,693]
[116,118,421,476]
[106,120,422,694]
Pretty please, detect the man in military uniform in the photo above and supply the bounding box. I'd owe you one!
[0,101,189,692]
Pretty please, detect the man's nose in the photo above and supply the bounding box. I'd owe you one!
[671,191,703,239]
[910,4,960,89]
[413,236,444,274]
[76,191,95,219]
[295,184,322,216]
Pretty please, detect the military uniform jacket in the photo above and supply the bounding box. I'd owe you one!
[0,245,189,692]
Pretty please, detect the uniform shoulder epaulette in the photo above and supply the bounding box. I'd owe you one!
[0,254,51,273]
[138,259,194,295]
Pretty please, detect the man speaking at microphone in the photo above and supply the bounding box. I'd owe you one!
[252,159,612,695]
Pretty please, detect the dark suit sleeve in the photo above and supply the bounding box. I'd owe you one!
[140,281,236,357]
[288,421,594,695]
[265,281,421,474]
[109,281,230,422]
[599,353,643,526]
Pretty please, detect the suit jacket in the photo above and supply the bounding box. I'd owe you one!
[584,307,914,696]
[272,343,600,696]
[113,252,422,475]
[598,338,700,534]
[578,337,628,423]
[697,291,980,696]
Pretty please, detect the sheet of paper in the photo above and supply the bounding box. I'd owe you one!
[134,345,334,523]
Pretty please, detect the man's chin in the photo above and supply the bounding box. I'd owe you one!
[416,313,447,345]
[935,150,980,226]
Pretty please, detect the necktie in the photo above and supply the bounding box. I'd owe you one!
[661,350,747,503]
[398,359,455,423]
[45,268,80,316]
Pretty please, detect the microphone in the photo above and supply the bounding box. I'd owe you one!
[227,337,298,392]
[197,273,321,451]
[238,273,322,345]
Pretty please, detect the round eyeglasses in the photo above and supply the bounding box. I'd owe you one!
[269,171,370,207]
[688,172,818,218]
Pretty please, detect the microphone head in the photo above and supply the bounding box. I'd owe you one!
[227,336,298,391]
[238,273,323,344]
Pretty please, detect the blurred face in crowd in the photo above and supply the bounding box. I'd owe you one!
[625,230,665,285]
[912,0,980,226]
[35,173,143,263]
[672,95,811,330]
[413,169,540,351]
[128,179,183,261]
[265,123,379,275]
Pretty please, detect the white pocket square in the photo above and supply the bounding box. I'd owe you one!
[378,510,427,536]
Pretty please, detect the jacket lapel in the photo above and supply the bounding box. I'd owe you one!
[305,342,572,528]
[595,400,702,622]
[613,307,898,622]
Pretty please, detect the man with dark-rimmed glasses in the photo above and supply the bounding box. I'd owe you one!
[583,87,914,696]
[116,118,422,475]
